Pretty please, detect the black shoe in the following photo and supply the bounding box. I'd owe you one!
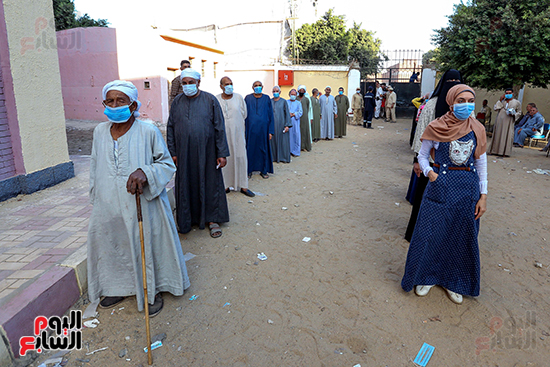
[241,188,255,197]
[99,296,125,309]
[148,293,163,317]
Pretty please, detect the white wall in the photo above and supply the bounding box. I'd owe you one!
[421,68,437,97]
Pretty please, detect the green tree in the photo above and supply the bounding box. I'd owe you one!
[53,0,108,31]
[422,49,441,69]
[433,0,550,91]
[290,10,383,77]
[348,23,383,78]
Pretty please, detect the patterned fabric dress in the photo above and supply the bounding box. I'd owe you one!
[401,131,481,296]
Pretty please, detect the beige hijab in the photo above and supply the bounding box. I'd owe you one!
[421,84,487,159]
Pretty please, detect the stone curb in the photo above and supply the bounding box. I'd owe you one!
[0,267,80,366]
[0,187,177,367]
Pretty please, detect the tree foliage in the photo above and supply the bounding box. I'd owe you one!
[290,10,383,77]
[422,49,441,70]
[433,0,550,90]
[52,0,108,31]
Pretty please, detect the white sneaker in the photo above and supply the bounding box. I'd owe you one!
[414,285,434,297]
[445,289,463,304]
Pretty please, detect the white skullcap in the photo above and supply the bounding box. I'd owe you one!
[181,68,201,80]
[102,80,141,117]
[298,85,306,91]
[325,86,331,89]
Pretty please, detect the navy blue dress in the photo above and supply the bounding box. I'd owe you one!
[244,94,275,175]
[401,131,481,296]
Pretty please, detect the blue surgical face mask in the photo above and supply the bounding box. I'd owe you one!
[290,95,296,101]
[339,91,343,95]
[254,86,263,94]
[505,93,513,99]
[104,104,133,123]
[452,102,476,120]
[182,83,198,96]
[224,85,233,95]
[273,92,280,98]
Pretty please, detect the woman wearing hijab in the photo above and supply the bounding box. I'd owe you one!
[404,69,462,241]
[401,84,487,304]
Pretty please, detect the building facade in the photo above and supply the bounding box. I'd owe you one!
[0,0,73,202]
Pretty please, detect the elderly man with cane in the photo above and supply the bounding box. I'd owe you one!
[87,80,190,322]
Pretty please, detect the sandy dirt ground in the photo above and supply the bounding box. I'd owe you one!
[29,119,550,366]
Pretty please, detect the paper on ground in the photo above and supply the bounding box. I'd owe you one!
[183,252,196,261]
[83,299,100,319]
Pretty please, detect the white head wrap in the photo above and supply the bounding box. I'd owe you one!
[102,80,141,117]
[298,84,306,92]
[181,68,201,80]
[325,86,331,90]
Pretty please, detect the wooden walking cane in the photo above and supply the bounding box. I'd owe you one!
[136,193,153,365]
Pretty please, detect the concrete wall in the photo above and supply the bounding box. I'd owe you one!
[347,68,361,100]
[473,85,550,121]
[279,70,349,98]
[116,27,225,123]
[127,76,169,124]
[421,69,437,97]
[0,46,16,180]
[1,0,69,174]
[223,70,275,98]
[0,2,24,180]
[57,27,119,121]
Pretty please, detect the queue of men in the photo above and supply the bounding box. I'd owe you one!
[87,63,406,318]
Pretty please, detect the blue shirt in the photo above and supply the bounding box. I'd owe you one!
[524,112,545,131]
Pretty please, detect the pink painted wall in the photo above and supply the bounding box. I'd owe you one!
[0,0,24,176]
[128,76,169,124]
[57,27,119,121]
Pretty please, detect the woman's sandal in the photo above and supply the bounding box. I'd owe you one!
[209,223,222,238]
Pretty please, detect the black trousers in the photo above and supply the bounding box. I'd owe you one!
[404,173,429,242]
[364,109,374,125]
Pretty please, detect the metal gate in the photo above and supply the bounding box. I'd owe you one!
[361,50,424,119]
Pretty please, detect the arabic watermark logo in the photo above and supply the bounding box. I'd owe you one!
[475,311,537,355]
[19,310,82,356]
[20,17,85,56]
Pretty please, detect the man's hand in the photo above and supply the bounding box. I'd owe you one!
[475,194,487,220]
[172,156,177,167]
[532,128,537,132]
[335,114,338,119]
[283,127,289,133]
[290,113,295,118]
[413,162,422,177]
[518,128,522,134]
[127,169,148,195]
[269,133,273,140]
[216,157,227,169]
[500,94,505,101]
